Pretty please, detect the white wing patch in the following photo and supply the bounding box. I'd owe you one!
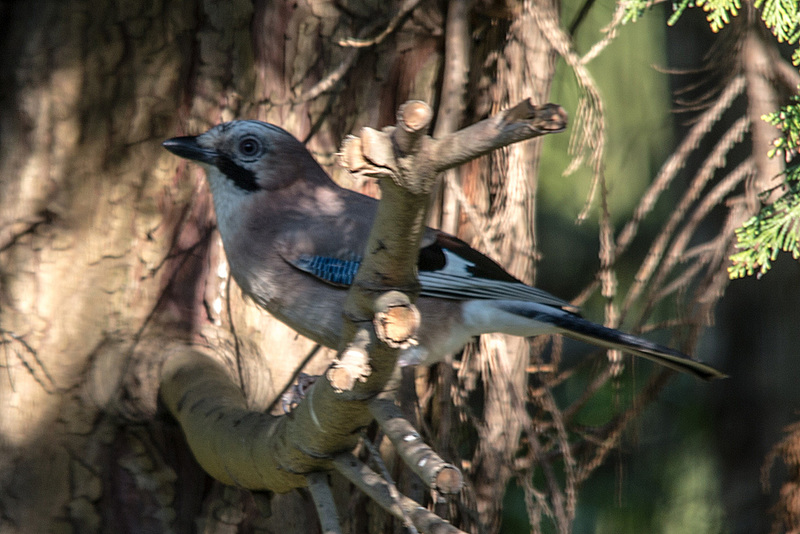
[419,249,576,311]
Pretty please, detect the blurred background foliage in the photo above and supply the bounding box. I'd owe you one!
[500,0,800,532]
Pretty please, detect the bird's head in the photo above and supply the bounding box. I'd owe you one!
[162,120,325,194]
[163,120,335,243]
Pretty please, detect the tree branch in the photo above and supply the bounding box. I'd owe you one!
[427,101,567,173]
[370,398,463,494]
[161,98,566,503]
[333,453,465,534]
[307,472,342,534]
[160,348,305,492]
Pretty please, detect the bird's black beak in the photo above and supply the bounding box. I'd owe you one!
[162,136,216,164]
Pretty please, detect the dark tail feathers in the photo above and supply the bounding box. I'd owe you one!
[498,301,726,381]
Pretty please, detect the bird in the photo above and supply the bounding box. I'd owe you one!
[162,120,726,381]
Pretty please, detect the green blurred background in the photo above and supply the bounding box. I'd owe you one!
[501,2,800,532]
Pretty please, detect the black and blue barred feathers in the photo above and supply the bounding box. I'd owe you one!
[294,255,361,286]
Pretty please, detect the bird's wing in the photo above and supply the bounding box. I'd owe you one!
[275,215,368,287]
[289,253,361,287]
[280,224,578,313]
[417,232,579,312]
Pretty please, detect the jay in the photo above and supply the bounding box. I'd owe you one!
[162,120,726,381]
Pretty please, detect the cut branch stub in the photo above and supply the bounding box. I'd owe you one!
[360,127,397,171]
[394,100,434,155]
[338,134,368,172]
[501,100,567,132]
[434,466,464,495]
[338,133,395,181]
[373,290,420,350]
[327,327,372,392]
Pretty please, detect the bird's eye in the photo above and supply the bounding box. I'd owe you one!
[238,137,261,157]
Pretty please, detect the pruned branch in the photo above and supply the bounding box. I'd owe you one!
[160,98,566,527]
[427,101,568,174]
[360,431,420,533]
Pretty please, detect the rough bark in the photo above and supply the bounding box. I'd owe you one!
[0,2,201,531]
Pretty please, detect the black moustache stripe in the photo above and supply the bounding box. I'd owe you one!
[215,155,260,192]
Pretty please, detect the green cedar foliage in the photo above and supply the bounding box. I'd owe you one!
[622,0,800,65]
[623,0,800,278]
[729,96,800,278]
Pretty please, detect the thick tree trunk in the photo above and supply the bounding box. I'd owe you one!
[0,2,200,531]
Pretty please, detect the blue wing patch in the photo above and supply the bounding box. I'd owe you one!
[293,255,361,287]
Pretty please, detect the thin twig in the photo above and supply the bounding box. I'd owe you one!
[530,1,606,221]
[443,175,501,259]
[361,431,420,533]
[561,365,616,422]
[615,75,746,257]
[521,468,557,532]
[293,49,359,104]
[575,371,671,485]
[579,0,627,65]
[260,13,393,106]
[526,429,570,533]
[646,158,754,305]
[623,115,751,315]
[307,472,343,534]
[686,202,749,345]
[538,388,577,526]
[338,0,422,48]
